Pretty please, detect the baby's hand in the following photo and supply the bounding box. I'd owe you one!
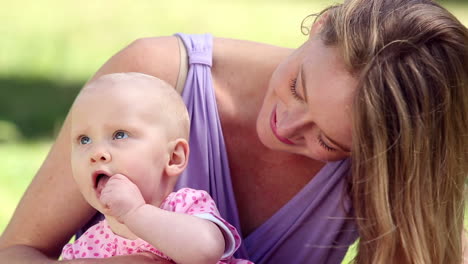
[99,174,145,223]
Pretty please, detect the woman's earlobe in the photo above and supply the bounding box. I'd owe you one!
[165,139,190,177]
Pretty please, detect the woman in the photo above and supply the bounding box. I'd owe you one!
[1,0,467,263]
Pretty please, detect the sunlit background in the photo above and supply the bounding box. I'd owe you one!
[1,0,467,262]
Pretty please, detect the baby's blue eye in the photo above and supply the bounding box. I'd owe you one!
[79,136,91,145]
[113,131,129,140]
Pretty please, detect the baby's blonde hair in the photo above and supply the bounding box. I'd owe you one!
[82,72,190,142]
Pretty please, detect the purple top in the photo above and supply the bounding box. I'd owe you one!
[174,33,358,263]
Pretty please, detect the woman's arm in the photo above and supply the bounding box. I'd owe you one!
[0,113,97,261]
[0,36,181,262]
[1,245,171,263]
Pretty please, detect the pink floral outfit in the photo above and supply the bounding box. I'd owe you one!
[62,188,252,263]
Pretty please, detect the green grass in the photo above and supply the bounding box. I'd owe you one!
[0,0,334,81]
[1,0,466,81]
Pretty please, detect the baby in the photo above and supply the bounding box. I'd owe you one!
[61,72,251,264]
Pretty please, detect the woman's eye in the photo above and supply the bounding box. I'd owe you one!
[113,131,129,140]
[289,78,303,101]
[317,135,337,152]
[79,136,92,145]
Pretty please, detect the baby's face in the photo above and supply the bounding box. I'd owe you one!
[70,83,171,212]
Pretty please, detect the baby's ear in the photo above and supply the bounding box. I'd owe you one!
[165,138,189,177]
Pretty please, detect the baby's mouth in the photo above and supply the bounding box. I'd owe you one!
[93,171,110,198]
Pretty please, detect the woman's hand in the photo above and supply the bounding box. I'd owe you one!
[99,174,145,223]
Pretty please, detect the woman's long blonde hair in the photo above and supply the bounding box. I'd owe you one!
[319,0,468,263]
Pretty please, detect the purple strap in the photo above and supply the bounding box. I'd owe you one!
[175,33,243,246]
[174,33,358,263]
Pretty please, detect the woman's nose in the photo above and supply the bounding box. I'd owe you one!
[90,149,111,163]
[276,110,309,139]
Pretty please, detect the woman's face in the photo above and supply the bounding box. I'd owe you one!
[256,35,357,162]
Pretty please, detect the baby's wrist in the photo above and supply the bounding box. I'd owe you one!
[120,202,146,223]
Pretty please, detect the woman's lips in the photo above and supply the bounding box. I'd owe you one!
[270,105,295,145]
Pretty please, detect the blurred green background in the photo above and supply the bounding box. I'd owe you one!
[1,0,467,262]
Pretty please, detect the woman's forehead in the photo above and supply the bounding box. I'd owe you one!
[301,37,348,70]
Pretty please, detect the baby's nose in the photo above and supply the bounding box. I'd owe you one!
[90,150,111,163]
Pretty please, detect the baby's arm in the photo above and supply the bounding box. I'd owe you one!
[124,204,225,264]
[100,174,225,264]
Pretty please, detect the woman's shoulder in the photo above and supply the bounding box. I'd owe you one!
[213,37,292,69]
[88,35,292,89]
[89,36,181,88]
